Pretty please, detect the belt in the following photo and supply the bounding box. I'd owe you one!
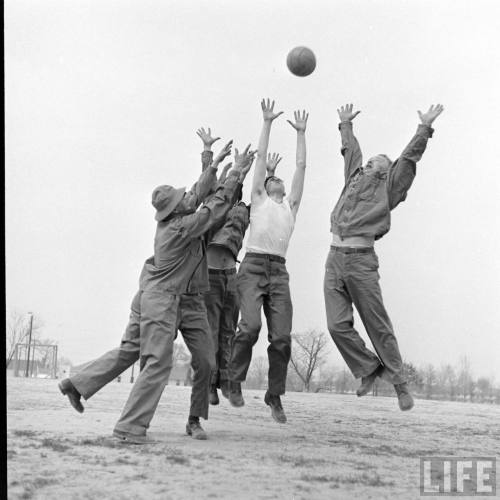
[208,267,237,275]
[245,252,286,264]
[331,245,374,254]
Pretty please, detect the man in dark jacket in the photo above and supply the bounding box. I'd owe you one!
[196,127,251,405]
[324,103,444,411]
[59,142,255,443]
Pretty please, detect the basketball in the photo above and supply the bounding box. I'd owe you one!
[286,46,316,77]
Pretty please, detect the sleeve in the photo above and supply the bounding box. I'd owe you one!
[188,165,218,206]
[201,150,213,172]
[387,124,434,210]
[339,121,363,182]
[180,170,241,239]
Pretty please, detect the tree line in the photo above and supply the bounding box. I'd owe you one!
[245,330,500,405]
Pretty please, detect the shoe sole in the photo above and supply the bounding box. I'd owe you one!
[270,411,287,424]
[399,402,415,411]
[186,427,207,440]
[356,387,373,397]
[265,398,287,424]
[58,382,84,413]
[112,431,155,444]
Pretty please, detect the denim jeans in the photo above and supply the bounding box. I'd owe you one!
[229,253,293,395]
[323,247,405,384]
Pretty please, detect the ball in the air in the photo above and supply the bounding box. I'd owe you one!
[286,46,316,77]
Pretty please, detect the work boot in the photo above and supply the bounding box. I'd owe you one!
[356,365,381,397]
[112,430,155,445]
[264,391,287,424]
[186,417,207,440]
[58,378,84,413]
[209,385,219,406]
[228,381,245,407]
[220,380,229,399]
[394,382,414,411]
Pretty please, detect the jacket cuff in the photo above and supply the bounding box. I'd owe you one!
[338,121,353,130]
[416,124,434,138]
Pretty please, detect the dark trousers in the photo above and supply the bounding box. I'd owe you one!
[323,247,405,385]
[72,291,214,437]
[229,253,293,396]
[204,268,239,386]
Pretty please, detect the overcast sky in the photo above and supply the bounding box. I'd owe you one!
[5,0,500,380]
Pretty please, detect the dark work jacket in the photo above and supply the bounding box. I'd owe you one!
[330,122,434,240]
[207,201,250,261]
[140,169,240,294]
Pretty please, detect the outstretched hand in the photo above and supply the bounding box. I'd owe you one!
[261,98,283,122]
[240,150,256,181]
[196,127,220,148]
[212,140,233,169]
[266,152,282,176]
[287,110,309,133]
[217,162,233,184]
[418,104,444,126]
[337,104,360,122]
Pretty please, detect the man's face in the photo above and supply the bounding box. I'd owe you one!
[265,177,286,198]
[364,155,391,173]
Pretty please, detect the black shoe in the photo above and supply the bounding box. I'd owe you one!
[209,386,219,406]
[394,382,414,411]
[112,430,155,444]
[58,378,84,413]
[186,418,207,440]
[356,366,381,397]
[228,381,245,407]
[220,380,229,399]
[264,391,287,424]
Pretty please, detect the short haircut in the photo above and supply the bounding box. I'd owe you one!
[264,175,283,188]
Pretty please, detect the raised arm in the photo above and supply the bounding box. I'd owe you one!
[182,145,254,239]
[388,104,444,210]
[189,140,232,206]
[337,104,362,182]
[252,98,283,202]
[287,110,309,217]
[197,127,220,172]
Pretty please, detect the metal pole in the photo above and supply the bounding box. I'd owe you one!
[24,313,34,378]
[30,338,36,377]
[53,345,58,379]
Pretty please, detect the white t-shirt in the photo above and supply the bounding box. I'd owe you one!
[246,196,295,258]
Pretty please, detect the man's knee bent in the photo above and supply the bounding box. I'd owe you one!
[237,318,262,344]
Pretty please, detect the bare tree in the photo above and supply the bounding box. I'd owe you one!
[289,330,330,392]
[437,364,458,400]
[6,310,44,367]
[246,356,268,389]
[457,355,473,401]
[172,340,190,368]
[422,364,437,399]
[476,377,494,403]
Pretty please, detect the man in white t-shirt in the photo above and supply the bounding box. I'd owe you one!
[228,99,308,423]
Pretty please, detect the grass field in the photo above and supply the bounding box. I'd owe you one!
[7,377,500,499]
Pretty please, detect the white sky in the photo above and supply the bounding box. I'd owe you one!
[5,0,500,380]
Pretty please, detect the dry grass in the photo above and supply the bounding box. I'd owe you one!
[7,377,500,499]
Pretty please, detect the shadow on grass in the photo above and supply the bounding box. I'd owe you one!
[300,471,395,487]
